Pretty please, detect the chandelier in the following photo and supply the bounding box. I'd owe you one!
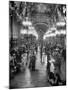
[22,17,32,26]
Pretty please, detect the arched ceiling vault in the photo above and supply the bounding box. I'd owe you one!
[9,1,66,42]
[33,23,49,36]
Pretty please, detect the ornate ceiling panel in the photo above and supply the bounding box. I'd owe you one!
[9,1,66,41]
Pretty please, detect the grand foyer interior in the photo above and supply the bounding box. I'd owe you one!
[9,1,66,88]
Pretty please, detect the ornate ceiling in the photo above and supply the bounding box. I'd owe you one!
[9,1,66,24]
[9,1,66,42]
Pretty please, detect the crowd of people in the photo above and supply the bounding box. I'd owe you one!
[9,45,37,79]
[9,43,66,86]
[46,45,66,86]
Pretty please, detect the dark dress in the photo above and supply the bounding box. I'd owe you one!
[29,55,36,71]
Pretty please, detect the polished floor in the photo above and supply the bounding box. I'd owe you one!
[10,48,51,88]
[10,64,50,88]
